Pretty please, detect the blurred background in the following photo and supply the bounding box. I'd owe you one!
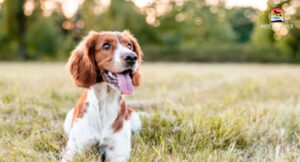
[1,1,300,160]
[0,0,299,62]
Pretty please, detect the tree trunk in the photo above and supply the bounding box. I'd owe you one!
[16,0,26,60]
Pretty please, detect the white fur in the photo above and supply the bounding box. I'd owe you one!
[130,112,142,133]
[64,108,74,137]
[62,83,141,161]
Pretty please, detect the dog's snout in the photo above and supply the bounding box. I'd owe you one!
[123,52,137,65]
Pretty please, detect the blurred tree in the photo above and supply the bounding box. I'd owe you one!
[2,0,27,59]
[146,0,236,53]
[284,6,300,61]
[0,0,298,62]
[251,9,275,46]
[25,6,69,60]
[80,0,157,45]
[228,7,258,43]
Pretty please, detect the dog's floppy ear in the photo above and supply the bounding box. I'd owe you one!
[67,31,99,88]
[132,69,142,87]
[123,30,143,87]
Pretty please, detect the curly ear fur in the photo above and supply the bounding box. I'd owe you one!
[67,31,99,88]
[123,30,143,87]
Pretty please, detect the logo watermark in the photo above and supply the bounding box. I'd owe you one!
[270,8,284,23]
[261,8,293,30]
[261,23,293,29]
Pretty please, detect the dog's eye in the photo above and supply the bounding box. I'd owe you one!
[127,43,132,50]
[102,43,111,50]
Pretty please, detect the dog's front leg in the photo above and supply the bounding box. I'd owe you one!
[102,121,132,162]
[62,121,100,162]
[62,137,82,162]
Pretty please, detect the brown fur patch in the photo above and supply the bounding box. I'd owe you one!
[72,90,88,126]
[112,98,131,132]
[127,107,135,115]
[67,32,99,88]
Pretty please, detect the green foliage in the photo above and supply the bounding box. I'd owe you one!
[228,8,257,43]
[25,11,74,60]
[251,9,275,46]
[1,0,25,38]
[0,0,299,62]
[143,43,289,62]
[25,17,60,59]
[0,0,26,59]
[281,6,300,61]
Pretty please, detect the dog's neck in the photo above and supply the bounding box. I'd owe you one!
[87,83,121,129]
[89,82,121,102]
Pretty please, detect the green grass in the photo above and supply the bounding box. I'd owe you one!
[1,62,300,161]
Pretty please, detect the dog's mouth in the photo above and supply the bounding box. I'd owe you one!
[103,69,133,95]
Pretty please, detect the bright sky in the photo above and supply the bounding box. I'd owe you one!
[225,0,268,10]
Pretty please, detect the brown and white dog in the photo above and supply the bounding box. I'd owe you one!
[62,30,143,162]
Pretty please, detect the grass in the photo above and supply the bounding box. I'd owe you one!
[1,62,300,161]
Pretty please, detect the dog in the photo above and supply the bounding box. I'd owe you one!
[62,30,143,162]
[274,10,282,16]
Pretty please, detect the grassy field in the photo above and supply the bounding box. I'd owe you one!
[1,62,300,161]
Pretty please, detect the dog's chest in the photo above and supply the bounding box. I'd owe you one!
[87,83,121,131]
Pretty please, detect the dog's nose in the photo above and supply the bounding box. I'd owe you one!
[123,52,137,66]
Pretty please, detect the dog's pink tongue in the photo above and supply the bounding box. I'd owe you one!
[116,73,134,94]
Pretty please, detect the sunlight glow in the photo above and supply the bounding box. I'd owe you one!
[62,0,84,18]
[93,0,111,15]
[206,0,268,10]
[42,1,56,17]
[226,0,268,10]
[133,0,153,7]
[24,0,35,16]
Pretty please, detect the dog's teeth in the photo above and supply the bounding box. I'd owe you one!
[107,71,116,80]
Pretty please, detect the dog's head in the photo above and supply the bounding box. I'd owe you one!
[67,30,143,94]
